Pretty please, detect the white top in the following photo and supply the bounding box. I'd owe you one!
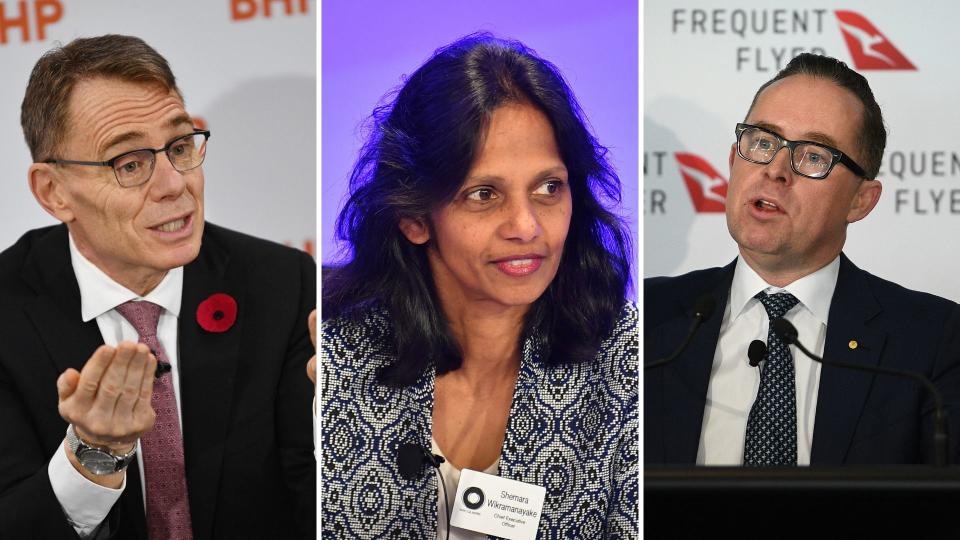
[432,437,501,540]
[47,232,184,537]
[696,255,839,466]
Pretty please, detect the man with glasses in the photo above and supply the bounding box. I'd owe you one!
[645,53,960,466]
[0,35,315,538]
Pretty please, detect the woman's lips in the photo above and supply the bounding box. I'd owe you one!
[494,256,544,277]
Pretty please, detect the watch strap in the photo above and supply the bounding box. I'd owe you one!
[65,424,137,475]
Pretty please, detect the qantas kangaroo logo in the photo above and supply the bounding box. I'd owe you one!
[835,11,916,70]
[675,153,727,213]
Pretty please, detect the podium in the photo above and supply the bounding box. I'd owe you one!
[645,466,960,537]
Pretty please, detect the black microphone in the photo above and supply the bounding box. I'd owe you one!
[748,340,767,368]
[398,442,453,540]
[396,442,445,480]
[771,318,950,467]
[645,294,717,370]
[155,361,172,378]
[147,347,172,378]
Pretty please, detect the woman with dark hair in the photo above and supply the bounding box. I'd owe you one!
[322,33,637,538]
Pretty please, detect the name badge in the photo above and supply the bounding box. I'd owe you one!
[449,469,546,540]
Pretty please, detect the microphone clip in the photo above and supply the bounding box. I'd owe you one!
[397,442,444,480]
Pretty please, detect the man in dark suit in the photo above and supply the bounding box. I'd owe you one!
[0,35,315,538]
[645,53,960,466]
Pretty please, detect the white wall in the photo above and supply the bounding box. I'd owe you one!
[0,0,315,255]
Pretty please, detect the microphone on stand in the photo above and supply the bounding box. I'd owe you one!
[645,294,716,370]
[771,318,950,467]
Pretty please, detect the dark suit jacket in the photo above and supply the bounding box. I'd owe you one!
[0,223,316,539]
[645,254,960,465]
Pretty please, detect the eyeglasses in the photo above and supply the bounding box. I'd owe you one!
[734,123,868,180]
[45,130,211,188]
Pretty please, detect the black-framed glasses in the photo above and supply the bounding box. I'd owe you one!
[734,123,868,180]
[45,129,211,188]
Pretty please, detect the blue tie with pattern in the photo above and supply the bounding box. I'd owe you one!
[744,291,801,466]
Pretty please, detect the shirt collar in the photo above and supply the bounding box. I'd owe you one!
[729,255,840,326]
[69,231,183,322]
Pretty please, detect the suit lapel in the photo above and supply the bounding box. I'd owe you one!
[21,226,148,535]
[21,225,103,381]
[177,230,244,540]
[660,261,735,463]
[811,254,885,464]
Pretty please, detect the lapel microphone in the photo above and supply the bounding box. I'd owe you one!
[397,442,445,480]
[771,317,950,467]
[645,294,717,370]
[397,441,452,540]
[155,361,172,378]
[147,348,172,378]
[748,340,767,368]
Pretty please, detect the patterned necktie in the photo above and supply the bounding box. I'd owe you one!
[114,301,194,540]
[743,291,800,466]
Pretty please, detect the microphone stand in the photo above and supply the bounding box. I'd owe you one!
[645,295,716,370]
[773,318,950,467]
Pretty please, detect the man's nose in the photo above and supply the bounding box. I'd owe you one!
[148,152,188,200]
[763,146,795,185]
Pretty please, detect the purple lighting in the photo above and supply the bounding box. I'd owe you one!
[321,0,638,295]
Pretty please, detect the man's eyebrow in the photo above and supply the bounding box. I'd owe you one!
[801,130,840,149]
[752,122,784,137]
[754,122,841,148]
[167,114,193,130]
[100,131,147,157]
[99,115,195,157]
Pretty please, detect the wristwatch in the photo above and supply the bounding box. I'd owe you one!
[65,424,137,476]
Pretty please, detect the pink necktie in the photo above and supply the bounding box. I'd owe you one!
[115,300,194,540]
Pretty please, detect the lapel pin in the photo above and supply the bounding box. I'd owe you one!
[848,340,858,350]
[197,293,238,333]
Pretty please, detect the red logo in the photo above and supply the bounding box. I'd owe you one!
[835,11,916,70]
[231,0,309,21]
[0,0,62,45]
[675,153,727,213]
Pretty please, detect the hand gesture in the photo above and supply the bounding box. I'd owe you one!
[57,342,158,455]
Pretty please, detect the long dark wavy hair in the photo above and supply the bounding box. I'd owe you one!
[324,33,631,387]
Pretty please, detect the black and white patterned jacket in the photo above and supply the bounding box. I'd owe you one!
[321,303,638,539]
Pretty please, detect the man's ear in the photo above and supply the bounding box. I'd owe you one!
[399,217,430,245]
[847,179,882,224]
[28,163,75,223]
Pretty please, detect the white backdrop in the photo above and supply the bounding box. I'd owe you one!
[645,0,960,302]
[0,0,315,256]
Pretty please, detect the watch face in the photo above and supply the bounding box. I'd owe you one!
[78,448,117,475]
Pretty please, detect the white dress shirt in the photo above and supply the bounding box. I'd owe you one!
[432,437,501,540]
[47,232,184,537]
[696,256,840,466]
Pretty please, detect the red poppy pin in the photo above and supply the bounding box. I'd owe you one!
[197,293,237,333]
